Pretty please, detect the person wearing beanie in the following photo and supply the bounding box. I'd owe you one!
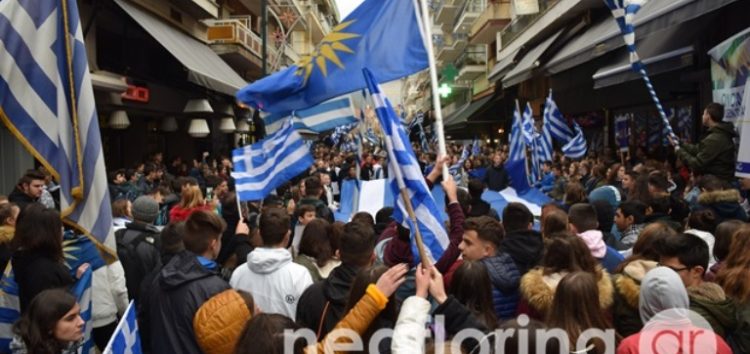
[193,289,256,354]
[616,267,732,354]
[115,196,162,302]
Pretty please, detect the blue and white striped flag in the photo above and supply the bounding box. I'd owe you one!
[0,264,18,352]
[409,111,424,134]
[0,0,116,256]
[603,0,678,145]
[521,103,535,146]
[364,127,380,146]
[231,119,314,201]
[363,68,448,264]
[471,137,481,157]
[562,121,588,159]
[418,124,430,152]
[508,106,525,163]
[72,267,95,354]
[262,95,358,135]
[544,91,575,142]
[103,301,142,354]
[448,145,470,177]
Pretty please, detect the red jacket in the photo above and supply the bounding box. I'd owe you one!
[169,204,213,223]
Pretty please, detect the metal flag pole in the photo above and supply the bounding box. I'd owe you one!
[413,0,449,178]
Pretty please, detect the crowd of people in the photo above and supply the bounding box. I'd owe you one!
[1,103,749,353]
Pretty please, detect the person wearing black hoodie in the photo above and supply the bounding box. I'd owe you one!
[295,221,376,339]
[500,203,543,276]
[146,211,229,354]
[483,153,509,192]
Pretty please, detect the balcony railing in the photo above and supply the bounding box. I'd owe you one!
[452,0,486,31]
[206,17,263,57]
[457,47,487,68]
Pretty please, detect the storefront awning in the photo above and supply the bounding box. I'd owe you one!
[545,0,738,75]
[502,29,564,88]
[487,48,519,83]
[115,0,247,96]
[444,95,494,131]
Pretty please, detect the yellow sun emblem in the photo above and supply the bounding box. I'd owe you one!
[296,20,361,84]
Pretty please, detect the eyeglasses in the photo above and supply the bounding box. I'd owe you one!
[657,263,690,272]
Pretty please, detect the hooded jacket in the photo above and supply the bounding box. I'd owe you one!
[617,267,732,354]
[684,229,718,267]
[677,121,737,182]
[481,252,521,320]
[147,251,229,354]
[697,189,749,222]
[501,230,544,275]
[193,289,253,354]
[7,188,37,213]
[296,263,360,339]
[688,282,737,338]
[612,259,658,337]
[230,247,312,319]
[520,267,614,321]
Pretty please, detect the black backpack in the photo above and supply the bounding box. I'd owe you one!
[115,228,158,301]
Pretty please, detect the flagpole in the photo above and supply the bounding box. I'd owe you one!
[398,188,431,268]
[413,0,449,178]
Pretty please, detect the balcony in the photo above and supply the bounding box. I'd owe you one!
[453,0,486,34]
[434,0,459,26]
[436,35,464,64]
[455,47,487,81]
[270,0,307,31]
[307,3,333,42]
[470,1,512,45]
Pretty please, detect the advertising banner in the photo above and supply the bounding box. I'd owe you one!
[708,27,750,123]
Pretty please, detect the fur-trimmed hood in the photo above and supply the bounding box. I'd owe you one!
[520,266,614,315]
[698,189,741,205]
[614,260,658,309]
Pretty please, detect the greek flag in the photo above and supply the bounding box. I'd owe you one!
[508,106,525,163]
[365,126,380,146]
[363,68,448,264]
[231,119,315,201]
[72,267,95,354]
[263,95,358,135]
[448,145,470,177]
[562,121,587,159]
[409,111,424,134]
[0,265,18,352]
[0,0,115,255]
[603,0,678,144]
[521,103,535,146]
[419,124,430,152]
[330,122,357,146]
[103,301,142,354]
[544,91,575,142]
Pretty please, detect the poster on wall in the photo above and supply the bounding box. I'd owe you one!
[614,114,631,153]
[708,27,750,123]
[513,0,540,17]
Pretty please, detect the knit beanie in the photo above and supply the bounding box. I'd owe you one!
[131,196,159,224]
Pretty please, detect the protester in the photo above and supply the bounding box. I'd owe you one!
[296,221,376,339]
[230,207,312,319]
[7,170,46,212]
[111,199,132,231]
[459,216,520,320]
[500,202,544,275]
[705,219,745,281]
[568,203,624,273]
[10,204,85,313]
[0,202,19,271]
[617,267,732,354]
[294,218,341,282]
[147,211,230,354]
[676,103,737,182]
[715,226,750,352]
[614,201,647,249]
[10,289,84,354]
[297,176,334,223]
[483,152,509,191]
[115,196,161,302]
[90,255,128,350]
[169,184,214,222]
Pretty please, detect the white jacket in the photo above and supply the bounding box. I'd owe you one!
[230,247,312,319]
[391,296,431,354]
[92,261,129,328]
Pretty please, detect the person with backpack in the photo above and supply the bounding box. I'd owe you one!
[115,196,161,302]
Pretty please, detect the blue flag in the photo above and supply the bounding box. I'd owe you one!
[0,0,115,256]
[103,301,142,354]
[72,267,95,354]
[262,95,358,135]
[508,106,525,163]
[363,68,448,265]
[237,0,428,113]
[231,120,315,201]
[562,122,588,159]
